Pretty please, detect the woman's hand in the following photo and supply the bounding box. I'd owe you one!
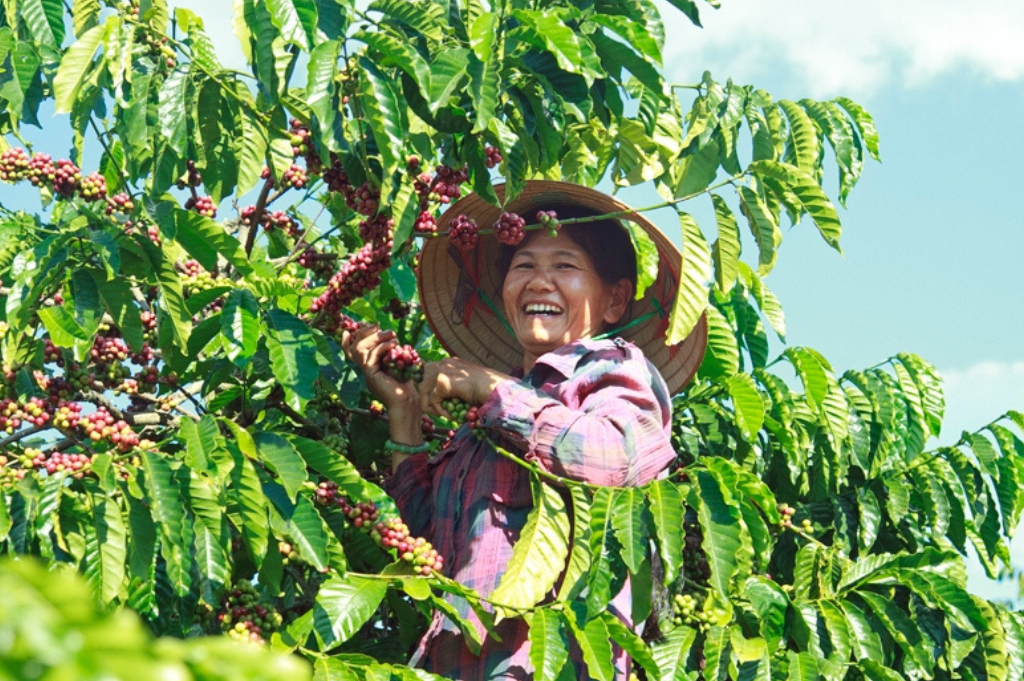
[419,357,512,418]
[340,326,418,410]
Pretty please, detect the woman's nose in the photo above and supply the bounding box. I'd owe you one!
[526,267,555,290]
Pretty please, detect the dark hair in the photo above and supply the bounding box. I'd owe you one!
[496,204,637,289]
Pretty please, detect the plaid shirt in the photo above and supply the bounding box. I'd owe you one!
[384,338,676,680]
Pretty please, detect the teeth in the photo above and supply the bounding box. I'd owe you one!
[524,303,563,314]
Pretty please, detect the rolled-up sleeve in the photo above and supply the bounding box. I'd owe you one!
[475,345,675,487]
[382,452,434,538]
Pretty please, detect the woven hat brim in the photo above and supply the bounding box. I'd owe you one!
[418,181,707,395]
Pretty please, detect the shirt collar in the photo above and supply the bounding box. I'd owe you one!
[528,337,622,379]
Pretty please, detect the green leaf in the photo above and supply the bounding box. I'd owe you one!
[778,100,820,174]
[529,609,570,681]
[666,212,710,345]
[238,106,269,195]
[621,219,659,301]
[711,194,741,293]
[651,625,697,681]
[287,434,376,503]
[357,32,429,98]
[561,607,615,681]
[603,611,661,680]
[140,239,191,351]
[838,600,884,663]
[835,96,881,161]
[699,304,740,380]
[265,308,318,412]
[266,0,314,49]
[728,372,765,441]
[273,495,330,573]
[254,431,307,501]
[157,66,190,157]
[314,574,388,647]
[610,487,648,574]
[174,209,251,275]
[512,9,584,75]
[179,415,222,475]
[391,181,421,255]
[489,475,570,611]
[85,490,127,603]
[467,40,499,133]
[38,305,91,347]
[590,31,661,94]
[556,485,593,602]
[221,289,260,366]
[140,450,189,596]
[737,185,781,277]
[749,160,842,252]
[427,47,470,113]
[367,0,445,41]
[227,441,270,564]
[53,23,105,113]
[357,56,406,175]
[787,651,819,681]
[692,469,744,598]
[646,480,684,584]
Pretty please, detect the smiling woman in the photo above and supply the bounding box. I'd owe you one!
[342,181,707,679]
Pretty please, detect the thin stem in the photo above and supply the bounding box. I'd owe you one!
[0,425,48,449]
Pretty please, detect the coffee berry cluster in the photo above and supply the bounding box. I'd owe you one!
[670,592,724,630]
[78,407,140,452]
[336,496,381,529]
[216,580,283,645]
[381,344,424,383]
[777,503,810,532]
[447,214,479,251]
[442,397,484,439]
[493,211,527,246]
[370,516,445,576]
[309,238,392,335]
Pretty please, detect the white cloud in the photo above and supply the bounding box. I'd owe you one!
[658,0,1024,97]
[937,360,1024,445]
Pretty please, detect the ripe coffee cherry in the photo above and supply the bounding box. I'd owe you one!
[368,400,385,418]
[381,344,424,383]
[79,172,108,202]
[447,214,479,251]
[484,145,502,169]
[536,209,560,232]
[297,248,336,278]
[384,298,411,319]
[358,213,393,242]
[414,210,438,234]
[369,516,444,576]
[493,212,526,246]
[0,147,30,182]
[406,155,420,170]
[106,192,134,215]
[282,163,308,190]
[345,181,380,216]
[26,153,56,187]
[52,159,81,198]
[185,195,216,218]
[430,165,468,204]
[338,497,381,529]
[261,209,301,237]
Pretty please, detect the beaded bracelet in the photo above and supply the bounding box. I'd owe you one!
[383,439,432,455]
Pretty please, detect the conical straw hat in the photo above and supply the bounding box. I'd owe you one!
[417,180,707,394]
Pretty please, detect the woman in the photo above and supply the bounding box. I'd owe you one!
[342,181,707,680]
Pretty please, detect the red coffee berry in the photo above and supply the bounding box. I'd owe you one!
[381,344,424,383]
[484,145,502,169]
[0,147,30,182]
[79,172,107,202]
[52,159,81,198]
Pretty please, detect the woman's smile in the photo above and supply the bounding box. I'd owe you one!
[502,231,630,369]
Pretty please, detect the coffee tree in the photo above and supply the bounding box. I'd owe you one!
[1,1,1022,680]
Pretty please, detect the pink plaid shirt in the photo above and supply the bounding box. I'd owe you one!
[384,338,676,680]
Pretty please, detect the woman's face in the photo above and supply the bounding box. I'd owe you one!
[502,231,630,368]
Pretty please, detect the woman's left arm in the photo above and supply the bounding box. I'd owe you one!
[475,350,675,487]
